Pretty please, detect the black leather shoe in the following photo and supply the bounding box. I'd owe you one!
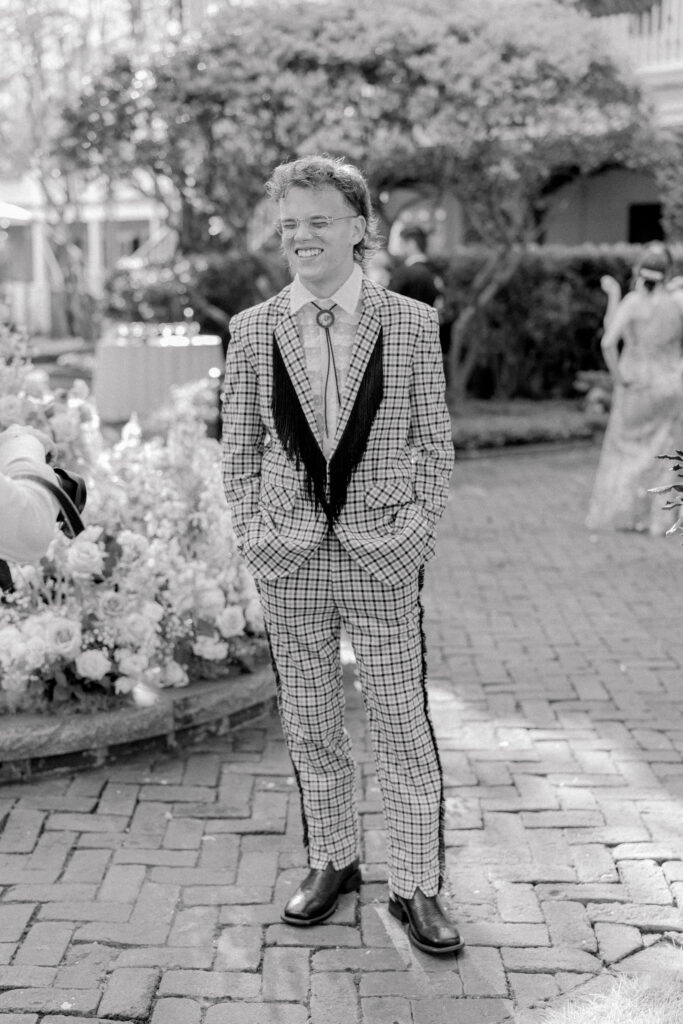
[389,888,464,955]
[282,860,361,926]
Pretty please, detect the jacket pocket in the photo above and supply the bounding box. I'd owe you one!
[258,475,299,511]
[365,478,413,509]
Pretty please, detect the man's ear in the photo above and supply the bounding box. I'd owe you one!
[352,216,366,246]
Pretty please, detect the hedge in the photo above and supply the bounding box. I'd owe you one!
[104,248,289,351]
[104,242,662,400]
[437,243,648,400]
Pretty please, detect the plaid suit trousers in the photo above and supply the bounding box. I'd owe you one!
[258,530,444,899]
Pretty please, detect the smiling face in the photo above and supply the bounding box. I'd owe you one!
[279,186,366,298]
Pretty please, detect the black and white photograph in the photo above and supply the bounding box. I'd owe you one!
[1,1,683,1022]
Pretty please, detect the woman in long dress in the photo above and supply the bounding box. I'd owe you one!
[586,243,683,535]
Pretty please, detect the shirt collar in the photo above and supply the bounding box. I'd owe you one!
[405,254,428,266]
[290,263,364,316]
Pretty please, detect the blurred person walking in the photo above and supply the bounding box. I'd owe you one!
[586,242,683,535]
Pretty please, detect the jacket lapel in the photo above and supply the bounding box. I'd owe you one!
[329,279,384,457]
[272,302,321,446]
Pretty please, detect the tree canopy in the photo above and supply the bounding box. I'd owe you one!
[53,0,663,393]
[57,0,655,254]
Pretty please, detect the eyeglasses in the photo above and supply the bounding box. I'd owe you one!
[274,214,358,237]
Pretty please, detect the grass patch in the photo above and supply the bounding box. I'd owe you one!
[541,975,683,1024]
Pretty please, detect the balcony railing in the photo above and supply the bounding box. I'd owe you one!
[602,0,683,65]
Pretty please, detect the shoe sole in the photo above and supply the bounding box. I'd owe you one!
[281,868,362,927]
[388,897,465,956]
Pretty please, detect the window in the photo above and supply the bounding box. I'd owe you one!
[628,203,663,243]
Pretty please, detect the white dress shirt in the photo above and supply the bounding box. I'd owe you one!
[290,264,363,458]
[0,427,60,563]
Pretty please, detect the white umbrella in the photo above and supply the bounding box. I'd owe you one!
[0,200,32,224]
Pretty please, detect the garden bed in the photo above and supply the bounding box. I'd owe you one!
[0,654,276,782]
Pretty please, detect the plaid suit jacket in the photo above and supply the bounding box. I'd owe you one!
[220,275,454,585]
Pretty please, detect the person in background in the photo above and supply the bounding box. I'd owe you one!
[0,425,60,572]
[221,155,461,955]
[586,242,683,535]
[389,225,453,386]
[389,225,440,306]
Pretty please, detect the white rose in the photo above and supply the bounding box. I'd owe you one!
[66,540,104,578]
[244,597,265,634]
[116,614,154,647]
[0,395,24,424]
[113,675,136,695]
[164,661,189,687]
[1,669,28,693]
[21,632,48,672]
[99,590,127,618]
[45,616,82,660]
[116,650,149,677]
[75,649,111,681]
[195,584,225,620]
[0,626,23,667]
[192,635,229,661]
[216,605,245,639]
[142,601,165,624]
[118,531,149,560]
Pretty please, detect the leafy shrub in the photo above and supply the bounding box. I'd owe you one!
[105,249,288,348]
[440,244,646,399]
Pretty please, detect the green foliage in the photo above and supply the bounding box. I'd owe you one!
[441,244,641,399]
[54,0,655,257]
[104,250,288,343]
[654,129,683,242]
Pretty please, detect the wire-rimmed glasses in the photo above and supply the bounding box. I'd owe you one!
[274,214,358,237]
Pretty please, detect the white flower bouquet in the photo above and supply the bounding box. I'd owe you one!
[0,326,264,714]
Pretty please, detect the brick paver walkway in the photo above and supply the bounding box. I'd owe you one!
[2,442,683,1023]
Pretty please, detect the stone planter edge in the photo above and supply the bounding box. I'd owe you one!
[0,664,276,781]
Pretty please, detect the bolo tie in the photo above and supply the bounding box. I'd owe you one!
[312,302,341,440]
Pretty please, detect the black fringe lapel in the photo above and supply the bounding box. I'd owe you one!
[261,616,310,853]
[417,566,446,890]
[328,328,384,524]
[272,335,328,518]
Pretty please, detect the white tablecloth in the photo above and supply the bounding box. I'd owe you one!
[93,334,224,423]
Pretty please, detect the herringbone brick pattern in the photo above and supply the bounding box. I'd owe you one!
[2,444,683,1022]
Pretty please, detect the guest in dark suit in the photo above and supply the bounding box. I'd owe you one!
[388,226,440,306]
[389,225,453,385]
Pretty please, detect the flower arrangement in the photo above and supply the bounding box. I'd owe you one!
[0,325,263,714]
[0,325,101,474]
[144,375,221,439]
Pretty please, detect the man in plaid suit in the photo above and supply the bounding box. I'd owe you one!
[221,155,461,955]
